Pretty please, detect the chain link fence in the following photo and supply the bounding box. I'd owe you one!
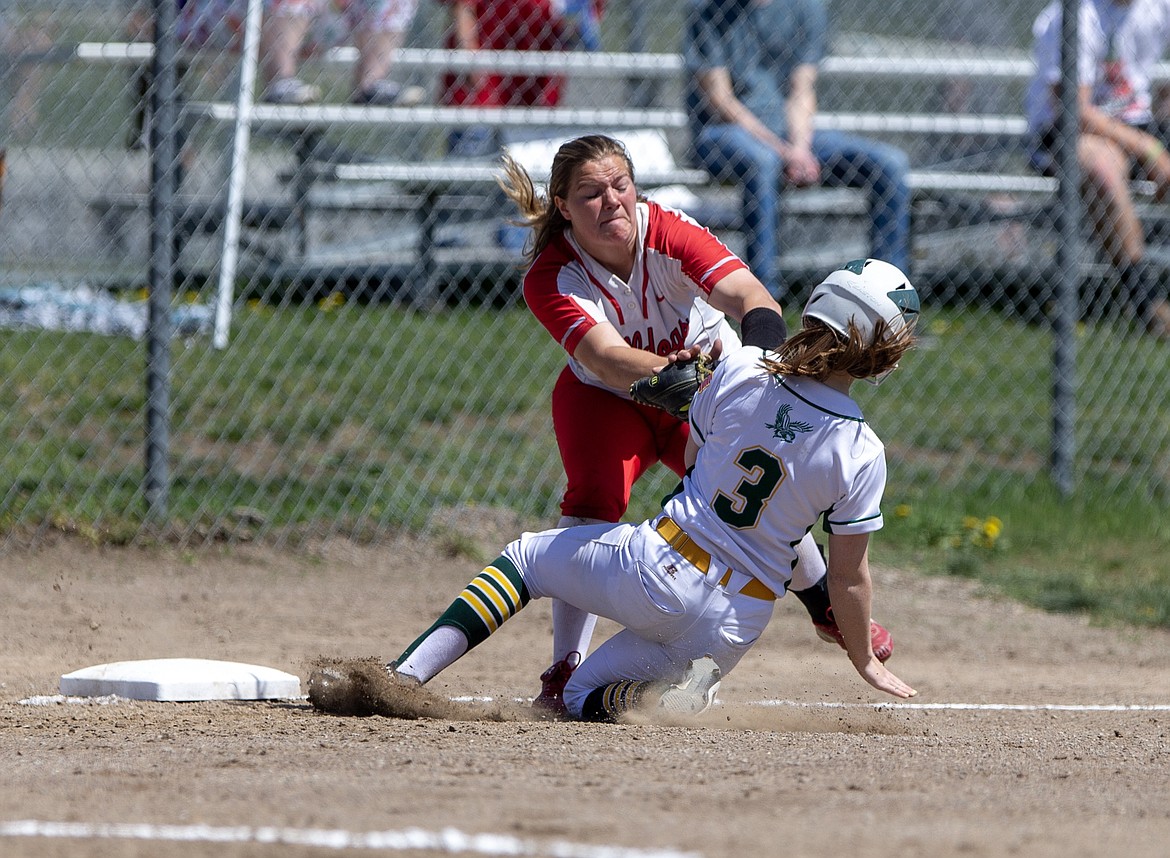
[0,0,1167,548]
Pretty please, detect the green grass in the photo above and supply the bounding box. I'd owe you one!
[0,300,1168,633]
[878,479,1170,628]
[862,309,1170,631]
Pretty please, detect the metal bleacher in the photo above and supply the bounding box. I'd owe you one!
[77,38,1170,305]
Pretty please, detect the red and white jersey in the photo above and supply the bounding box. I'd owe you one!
[524,200,746,396]
[662,346,887,596]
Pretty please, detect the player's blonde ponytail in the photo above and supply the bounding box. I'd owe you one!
[764,318,914,382]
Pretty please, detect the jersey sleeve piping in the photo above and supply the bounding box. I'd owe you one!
[823,510,882,533]
[561,316,596,354]
[644,202,748,293]
[701,254,748,286]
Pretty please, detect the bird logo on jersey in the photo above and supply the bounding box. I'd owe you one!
[766,404,813,442]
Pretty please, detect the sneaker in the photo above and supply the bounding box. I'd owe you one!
[533,651,581,717]
[657,656,721,716]
[262,76,321,105]
[352,79,426,107]
[813,610,894,662]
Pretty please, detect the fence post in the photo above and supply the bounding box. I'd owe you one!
[1051,0,1081,497]
[145,0,179,522]
[213,0,264,350]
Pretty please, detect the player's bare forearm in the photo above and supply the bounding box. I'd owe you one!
[574,323,671,389]
[826,534,917,698]
[707,269,783,320]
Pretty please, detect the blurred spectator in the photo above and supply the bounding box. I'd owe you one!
[683,0,911,299]
[126,1,247,59]
[1025,0,1170,338]
[260,0,424,105]
[1,11,55,140]
[561,0,604,51]
[436,0,606,252]
[438,0,605,158]
[124,1,244,183]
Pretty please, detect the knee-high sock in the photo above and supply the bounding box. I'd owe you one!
[395,555,529,684]
[395,625,467,684]
[549,515,606,664]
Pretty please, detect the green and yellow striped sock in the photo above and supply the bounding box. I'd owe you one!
[396,555,530,664]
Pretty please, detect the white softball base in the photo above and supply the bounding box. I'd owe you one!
[59,658,301,701]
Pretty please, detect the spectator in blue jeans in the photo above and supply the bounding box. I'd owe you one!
[683,0,911,297]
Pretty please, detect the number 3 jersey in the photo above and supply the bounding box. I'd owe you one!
[661,346,888,597]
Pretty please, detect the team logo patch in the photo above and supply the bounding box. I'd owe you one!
[766,404,813,442]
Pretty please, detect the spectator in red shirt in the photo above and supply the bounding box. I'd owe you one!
[438,1,605,157]
[440,0,565,110]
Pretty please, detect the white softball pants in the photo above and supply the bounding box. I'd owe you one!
[502,519,775,718]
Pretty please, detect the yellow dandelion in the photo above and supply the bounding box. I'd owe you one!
[962,515,980,531]
[982,517,1003,540]
[894,503,911,518]
[319,291,346,311]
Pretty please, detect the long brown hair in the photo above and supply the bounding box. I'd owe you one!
[763,318,915,382]
[497,134,638,265]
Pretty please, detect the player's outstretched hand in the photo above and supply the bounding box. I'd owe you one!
[857,657,917,699]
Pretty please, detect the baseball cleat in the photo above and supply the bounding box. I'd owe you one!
[533,651,581,717]
[307,664,376,716]
[384,661,421,686]
[814,612,894,662]
[658,656,721,716]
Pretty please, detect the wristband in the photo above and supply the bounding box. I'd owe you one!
[740,306,789,349]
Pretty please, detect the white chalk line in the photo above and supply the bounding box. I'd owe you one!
[19,694,124,706]
[0,820,700,858]
[449,695,1170,713]
[751,700,1170,712]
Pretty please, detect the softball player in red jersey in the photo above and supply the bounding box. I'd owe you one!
[385,259,919,720]
[499,135,890,713]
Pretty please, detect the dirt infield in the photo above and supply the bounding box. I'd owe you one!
[2,534,1169,858]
